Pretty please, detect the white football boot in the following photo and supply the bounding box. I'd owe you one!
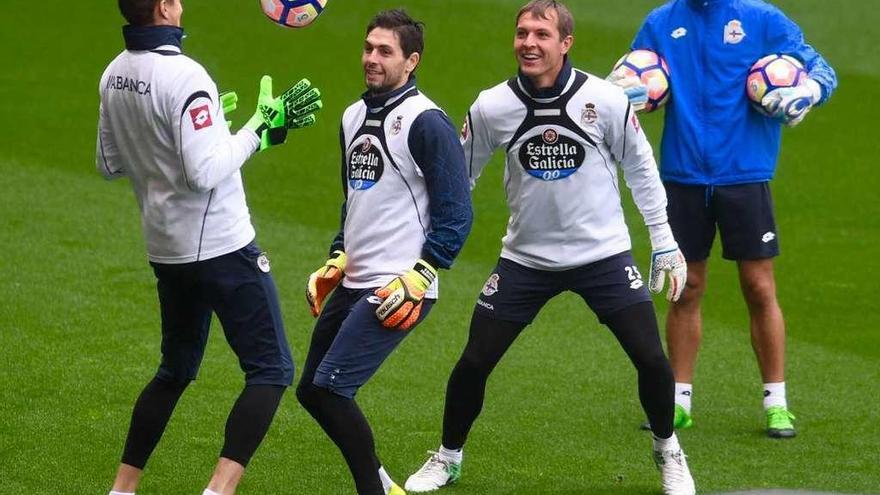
[404,452,461,492]
[653,444,696,495]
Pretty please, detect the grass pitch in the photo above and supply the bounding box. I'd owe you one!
[1,1,877,493]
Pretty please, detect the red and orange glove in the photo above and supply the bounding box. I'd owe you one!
[306,250,346,317]
[374,259,437,331]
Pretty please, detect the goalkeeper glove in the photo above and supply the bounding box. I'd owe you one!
[648,223,687,302]
[219,90,238,128]
[306,250,346,317]
[761,78,822,127]
[607,70,648,112]
[244,75,289,151]
[281,78,323,129]
[375,259,437,331]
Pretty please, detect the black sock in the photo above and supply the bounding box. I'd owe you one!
[442,312,525,450]
[605,301,675,439]
[296,383,383,495]
[220,384,286,467]
[121,377,189,469]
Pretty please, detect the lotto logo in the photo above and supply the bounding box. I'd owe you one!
[189,105,213,130]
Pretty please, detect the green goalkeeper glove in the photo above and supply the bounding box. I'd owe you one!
[244,75,289,151]
[281,78,323,129]
[374,259,437,331]
[219,90,238,128]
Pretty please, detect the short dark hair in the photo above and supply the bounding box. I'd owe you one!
[366,9,425,59]
[118,0,162,26]
[516,0,574,40]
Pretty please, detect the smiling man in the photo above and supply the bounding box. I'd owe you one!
[296,9,472,495]
[405,1,694,494]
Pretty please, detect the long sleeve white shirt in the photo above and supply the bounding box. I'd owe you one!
[97,43,259,263]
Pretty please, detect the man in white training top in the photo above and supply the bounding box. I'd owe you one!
[97,0,321,494]
[406,2,694,494]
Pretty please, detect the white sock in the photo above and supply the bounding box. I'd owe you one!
[763,382,787,409]
[652,431,681,452]
[202,489,221,495]
[109,491,135,495]
[674,382,693,413]
[439,445,463,464]
[378,466,392,493]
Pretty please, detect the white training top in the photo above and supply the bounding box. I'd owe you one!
[96,44,259,264]
[339,87,441,298]
[462,67,669,270]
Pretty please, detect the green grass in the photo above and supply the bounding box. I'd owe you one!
[1,0,878,493]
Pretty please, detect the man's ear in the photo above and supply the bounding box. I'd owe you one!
[561,35,574,55]
[155,0,171,23]
[406,52,421,75]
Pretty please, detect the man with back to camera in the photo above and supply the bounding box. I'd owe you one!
[609,0,837,438]
[405,2,695,494]
[97,0,322,493]
[296,9,473,495]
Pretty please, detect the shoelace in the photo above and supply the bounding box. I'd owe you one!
[767,407,795,427]
[415,451,450,478]
[658,449,688,485]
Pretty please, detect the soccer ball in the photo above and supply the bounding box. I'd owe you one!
[612,49,670,113]
[261,0,328,28]
[746,54,807,115]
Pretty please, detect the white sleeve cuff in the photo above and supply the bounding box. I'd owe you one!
[648,222,677,251]
[238,127,261,152]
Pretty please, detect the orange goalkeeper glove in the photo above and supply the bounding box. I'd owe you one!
[306,250,346,317]
[374,259,437,331]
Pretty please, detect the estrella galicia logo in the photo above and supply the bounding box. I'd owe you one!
[348,137,384,190]
[518,127,585,181]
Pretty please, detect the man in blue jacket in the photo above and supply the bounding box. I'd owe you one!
[610,0,837,438]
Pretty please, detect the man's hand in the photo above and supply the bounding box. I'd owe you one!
[244,75,289,151]
[607,70,648,112]
[648,223,687,302]
[375,260,437,331]
[761,78,822,127]
[219,91,238,128]
[280,79,323,129]
[306,250,346,317]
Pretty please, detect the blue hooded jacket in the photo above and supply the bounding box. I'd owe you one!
[632,0,837,185]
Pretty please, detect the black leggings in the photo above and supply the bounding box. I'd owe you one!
[442,301,674,449]
[121,378,285,469]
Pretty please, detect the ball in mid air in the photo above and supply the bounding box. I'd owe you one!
[261,0,328,28]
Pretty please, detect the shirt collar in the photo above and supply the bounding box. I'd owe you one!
[361,77,418,113]
[686,0,725,8]
[517,58,573,99]
[123,25,185,51]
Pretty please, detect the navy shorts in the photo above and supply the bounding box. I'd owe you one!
[300,286,435,399]
[474,252,652,325]
[665,181,780,262]
[150,241,294,386]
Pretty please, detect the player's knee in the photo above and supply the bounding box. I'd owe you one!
[295,381,319,410]
[741,276,777,309]
[679,276,707,303]
[455,348,496,377]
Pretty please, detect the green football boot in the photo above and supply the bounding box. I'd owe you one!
[641,404,693,431]
[766,406,796,438]
[673,404,693,429]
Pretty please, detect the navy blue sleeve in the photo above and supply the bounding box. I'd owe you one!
[409,110,474,269]
[330,123,347,255]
